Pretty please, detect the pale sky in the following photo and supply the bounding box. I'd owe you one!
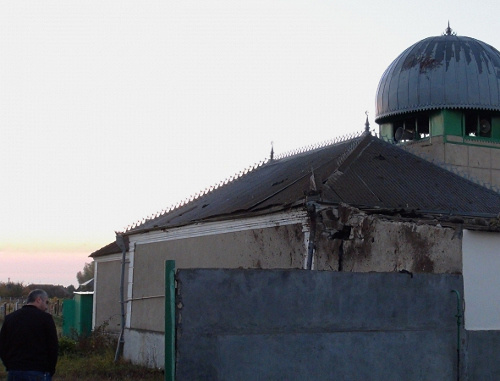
[1,0,499,286]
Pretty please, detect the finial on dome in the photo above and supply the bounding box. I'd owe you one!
[364,111,370,133]
[444,21,456,36]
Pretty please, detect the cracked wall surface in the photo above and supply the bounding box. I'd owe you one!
[118,203,467,369]
[315,204,462,273]
[128,205,463,333]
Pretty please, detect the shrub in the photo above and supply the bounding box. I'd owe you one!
[62,321,116,356]
[58,336,77,356]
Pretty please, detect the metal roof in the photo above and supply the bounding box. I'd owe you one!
[90,241,121,257]
[375,29,500,123]
[122,133,500,236]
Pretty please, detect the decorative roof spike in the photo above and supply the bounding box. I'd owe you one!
[309,167,317,192]
[273,130,364,160]
[444,21,456,36]
[364,111,370,133]
[270,141,274,161]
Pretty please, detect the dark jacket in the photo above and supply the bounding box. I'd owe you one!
[0,305,58,375]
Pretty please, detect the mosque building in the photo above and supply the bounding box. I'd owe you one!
[89,26,500,379]
[376,24,500,190]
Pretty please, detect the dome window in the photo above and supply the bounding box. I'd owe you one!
[465,112,492,138]
[392,115,430,143]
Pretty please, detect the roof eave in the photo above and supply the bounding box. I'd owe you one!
[376,105,500,124]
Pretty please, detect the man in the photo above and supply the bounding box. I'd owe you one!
[0,289,59,381]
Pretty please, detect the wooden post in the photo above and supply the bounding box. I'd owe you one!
[165,260,176,381]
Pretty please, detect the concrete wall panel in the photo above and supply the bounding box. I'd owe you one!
[468,145,491,169]
[402,138,500,188]
[403,137,446,163]
[491,148,500,169]
[492,169,500,188]
[175,269,463,381]
[468,167,492,185]
[445,143,469,166]
[216,331,455,381]
[466,331,500,380]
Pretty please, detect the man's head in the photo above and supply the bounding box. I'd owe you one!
[27,289,49,312]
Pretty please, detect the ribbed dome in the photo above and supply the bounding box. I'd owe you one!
[375,30,500,123]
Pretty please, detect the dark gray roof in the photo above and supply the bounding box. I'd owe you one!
[90,241,121,258]
[375,31,500,123]
[123,133,500,235]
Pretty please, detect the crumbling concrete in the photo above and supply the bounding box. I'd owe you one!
[315,204,462,273]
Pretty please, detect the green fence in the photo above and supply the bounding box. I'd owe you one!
[62,292,93,337]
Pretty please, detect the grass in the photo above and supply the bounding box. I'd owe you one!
[0,351,164,381]
[53,350,164,381]
[0,317,164,381]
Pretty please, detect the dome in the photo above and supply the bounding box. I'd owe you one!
[375,27,500,123]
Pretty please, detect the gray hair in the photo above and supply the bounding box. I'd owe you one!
[27,289,48,304]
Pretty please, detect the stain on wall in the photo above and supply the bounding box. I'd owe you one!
[130,223,305,332]
[315,204,461,273]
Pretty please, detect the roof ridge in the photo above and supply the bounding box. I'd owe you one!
[334,131,371,169]
[274,130,365,160]
[121,130,367,233]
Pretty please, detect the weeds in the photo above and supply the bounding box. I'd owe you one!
[54,321,163,380]
[0,321,164,381]
[63,321,116,356]
[55,351,163,381]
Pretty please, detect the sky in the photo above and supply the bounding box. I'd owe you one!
[1,0,500,286]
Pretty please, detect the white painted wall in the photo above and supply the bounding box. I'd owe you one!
[123,328,164,369]
[463,230,500,330]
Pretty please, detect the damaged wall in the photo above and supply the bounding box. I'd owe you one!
[126,204,464,338]
[118,203,471,369]
[315,204,462,273]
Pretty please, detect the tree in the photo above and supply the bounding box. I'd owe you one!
[0,281,24,297]
[76,262,95,285]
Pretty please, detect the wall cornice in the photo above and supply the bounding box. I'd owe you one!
[128,210,309,247]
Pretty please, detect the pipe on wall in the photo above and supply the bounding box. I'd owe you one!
[114,233,129,362]
[305,202,316,270]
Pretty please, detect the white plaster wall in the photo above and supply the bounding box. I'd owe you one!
[130,224,305,332]
[123,328,164,369]
[463,230,500,330]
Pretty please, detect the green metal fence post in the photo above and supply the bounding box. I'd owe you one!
[451,289,462,381]
[165,260,176,381]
